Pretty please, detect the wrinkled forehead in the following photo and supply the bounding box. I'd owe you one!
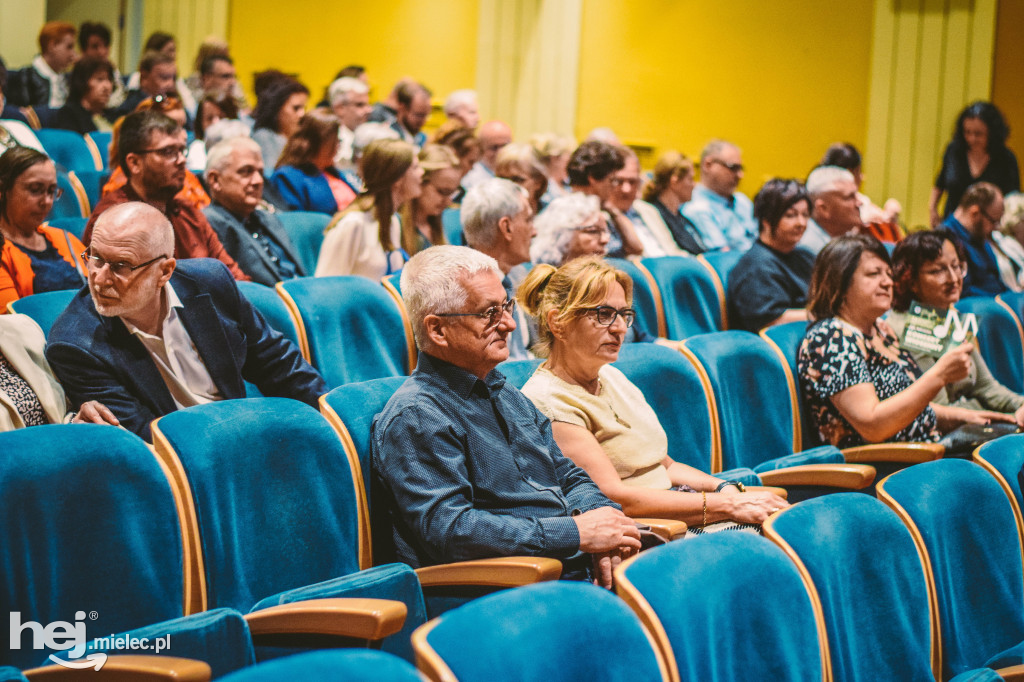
[460,270,506,306]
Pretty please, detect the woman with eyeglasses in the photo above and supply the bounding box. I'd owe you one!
[887,229,1024,428]
[530,192,609,266]
[400,144,460,256]
[315,138,423,280]
[0,147,87,310]
[519,257,788,532]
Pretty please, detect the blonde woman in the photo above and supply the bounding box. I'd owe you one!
[495,143,548,213]
[400,144,460,255]
[315,139,422,279]
[641,150,704,254]
[530,132,574,205]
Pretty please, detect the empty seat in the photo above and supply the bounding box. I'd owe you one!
[276,211,331,275]
[606,257,665,338]
[641,255,722,338]
[36,129,103,174]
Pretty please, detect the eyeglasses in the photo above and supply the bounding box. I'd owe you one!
[710,159,744,174]
[575,224,610,237]
[982,211,1004,225]
[610,176,641,188]
[81,250,169,278]
[437,298,516,328]
[920,261,967,281]
[21,184,63,200]
[136,145,188,160]
[582,306,636,328]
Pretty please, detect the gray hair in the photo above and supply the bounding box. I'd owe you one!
[328,77,369,107]
[401,245,502,350]
[806,165,855,199]
[530,192,601,266]
[461,178,527,249]
[700,139,738,166]
[203,119,251,151]
[1002,192,1024,234]
[443,89,477,116]
[352,122,400,159]
[205,135,262,174]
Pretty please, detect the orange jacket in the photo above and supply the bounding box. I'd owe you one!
[0,226,88,311]
[102,167,211,209]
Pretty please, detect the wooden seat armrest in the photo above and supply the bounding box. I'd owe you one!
[245,597,406,640]
[996,664,1024,681]
[746,485,788,499]
[25,655,210,681]
[634,518,688,541]
[756,463,876,489]
[841,442,945,464]
[415,557,562,588]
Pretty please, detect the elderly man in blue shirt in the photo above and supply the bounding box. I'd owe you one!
[682,139,758,252]
[371,245,641,587]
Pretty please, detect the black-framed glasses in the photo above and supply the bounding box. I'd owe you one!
[81,250,168,278]
[136,145,188,160]
[575,224,609,237]
[582,305,636,328]
[710,159,744,173]
[437,298,516,328]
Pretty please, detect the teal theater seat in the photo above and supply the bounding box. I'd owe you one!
[7,289,77,335]
[606,257,665,338]
[641,255,722,338]
[36,129,103,174]
[974,433,1024,529]
[276,211,330,275]
[219,649,420,681]
[955,296,1024,393]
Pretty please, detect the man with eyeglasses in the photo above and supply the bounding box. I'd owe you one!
[682,139,758,252]
[943,181,1010,297]
[372,245,641,588]
[83,109,249,281]
[461,120,512,191]
[46,202,326,441]
[797,166,863,256]
[608,147,690,257]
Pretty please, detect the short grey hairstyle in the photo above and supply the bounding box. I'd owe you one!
[401,245,502,350]
[443,89,477,116]
[700,139,738,165]
[461,178,527,250]
[206,135,262,174]
[352,122,400,159]
[328,77,369,107]
[806,165,855,199]
[1001,192,1024,234]
[530,192,601,266]
[203,119,251,151]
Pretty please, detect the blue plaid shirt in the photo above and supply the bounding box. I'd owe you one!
[371,352,615,575]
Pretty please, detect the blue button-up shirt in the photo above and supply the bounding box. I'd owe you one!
[371,352,615,574]
[682,183,757,252]
[944,215,1009,297]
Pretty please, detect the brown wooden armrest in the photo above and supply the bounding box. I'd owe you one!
[415,557,562,588]
[756,463,876,489]
[25,655,210,681]
[244,597,406,640]
[746,485,788,499]
[841,442,945,464]
[997,664,1024,681]
[634,518,688,541]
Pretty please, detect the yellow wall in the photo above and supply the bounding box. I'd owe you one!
[2,0,47,67]
[993,0,1024,168]
[576,0,875,195]
[227,0,479,108]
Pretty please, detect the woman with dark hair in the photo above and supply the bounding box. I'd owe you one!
[251,77,310,174]
[269,108,357,214]
[798,234,974,448]
[888,229,1023,426]
[930,101,1020,226]
[727,178,814,332]
[51,57,114,134]
[0,147,87,309]
[187,93,240,171]
[821,142,902,239]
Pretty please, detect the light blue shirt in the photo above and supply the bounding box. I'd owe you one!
[796,217,831,255]
[681,184,757,251]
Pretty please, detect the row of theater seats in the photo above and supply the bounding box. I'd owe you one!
[3,388,1024,680]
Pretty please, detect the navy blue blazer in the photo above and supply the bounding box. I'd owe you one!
[269,163,357,214]
[45,258,326,440]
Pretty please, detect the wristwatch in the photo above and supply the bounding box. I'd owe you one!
[715,480,746,493]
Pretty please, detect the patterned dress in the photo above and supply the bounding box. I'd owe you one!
[798,317,940,448]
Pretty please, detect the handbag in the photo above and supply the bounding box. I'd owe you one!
[938,422,1020,459]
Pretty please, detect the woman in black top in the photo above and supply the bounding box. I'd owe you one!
[641,150,705,254]
[51,57,114,134]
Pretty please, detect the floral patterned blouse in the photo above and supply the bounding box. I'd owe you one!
[798,317,940,448]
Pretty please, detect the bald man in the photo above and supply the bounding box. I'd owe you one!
[46,202,326,440]
[461,120,512,191]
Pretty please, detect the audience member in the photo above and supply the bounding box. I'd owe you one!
[0,58,31,125]
[110,50,179,121]
[371,244,641,587]
[798,234,971,448]
[519,257,788,531]
[188,93,239,172]
[433,122,481,180]
[391,81,431,148]
[51,57,114,135]
[889,229,1024,426]
[942,181,1009,297]
[797,165,862,255]
[682,140,757,252]
[367,78,414,126]
[251,77,309,175]
[641,150,705,254]
[529,132,573,204]
[328,77,372,169]
[820,142,901,240]
[315,138,422,279]
[461,177,536,360]
[204,137,305,285]
[494,143,548,212]
[124,32,196,117]
[726,178,814,332]
[607,147,682,256]
[400,144,460,255]
[84,110,247,280]
[566,141,643,257]
[184,39,248,114]
[461,120,512,190]
[47,202,325,441]
[531,192,607,266]
[443,89,479,130]
[0,147,87,309]
[931,101,1020,226]
[7,22,76,108]
[996,192,1024,289]
[350,122,400,181]
[78,21,125,108]
[270,108,358,214]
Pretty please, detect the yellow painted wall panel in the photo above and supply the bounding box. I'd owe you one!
[992,0,1024,167]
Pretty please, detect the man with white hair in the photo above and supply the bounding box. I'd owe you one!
[372,245,642,587]
[461,178,536,360]
[682,139,757,251]
[328,76,372,168]
[204,137,305,285]
[46,202,326,441]
[797,165,863,254]
[443,89,479,130]
[461,120,513,191]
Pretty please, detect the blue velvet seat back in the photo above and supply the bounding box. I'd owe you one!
[879,459,1024,678]
[641,255,721,339]
[52,170,86,219]
[766,494,934,682]
[276,211,330,275]
[620,533,821,681]
[45,216,89,240]
[37,128,100,174]
[219,649,421,681]
[279,276,410,389]
[0,425,184,670]
[761,321,821,449]
[86,131,112,170]
[606,257,661,339]
[236,282,299,347]
[975,434,1024,515]
[153,399,362,612]
[497,358,543,389]
[699,250,744,292]
[7,290,76,335]
[442,207,464,245]
[0,668,26,681]
[73,169,103,210]
[955,297,1024,393]
[383,273,402,298]
[422,582,664,681]
[998,292,1024,327]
